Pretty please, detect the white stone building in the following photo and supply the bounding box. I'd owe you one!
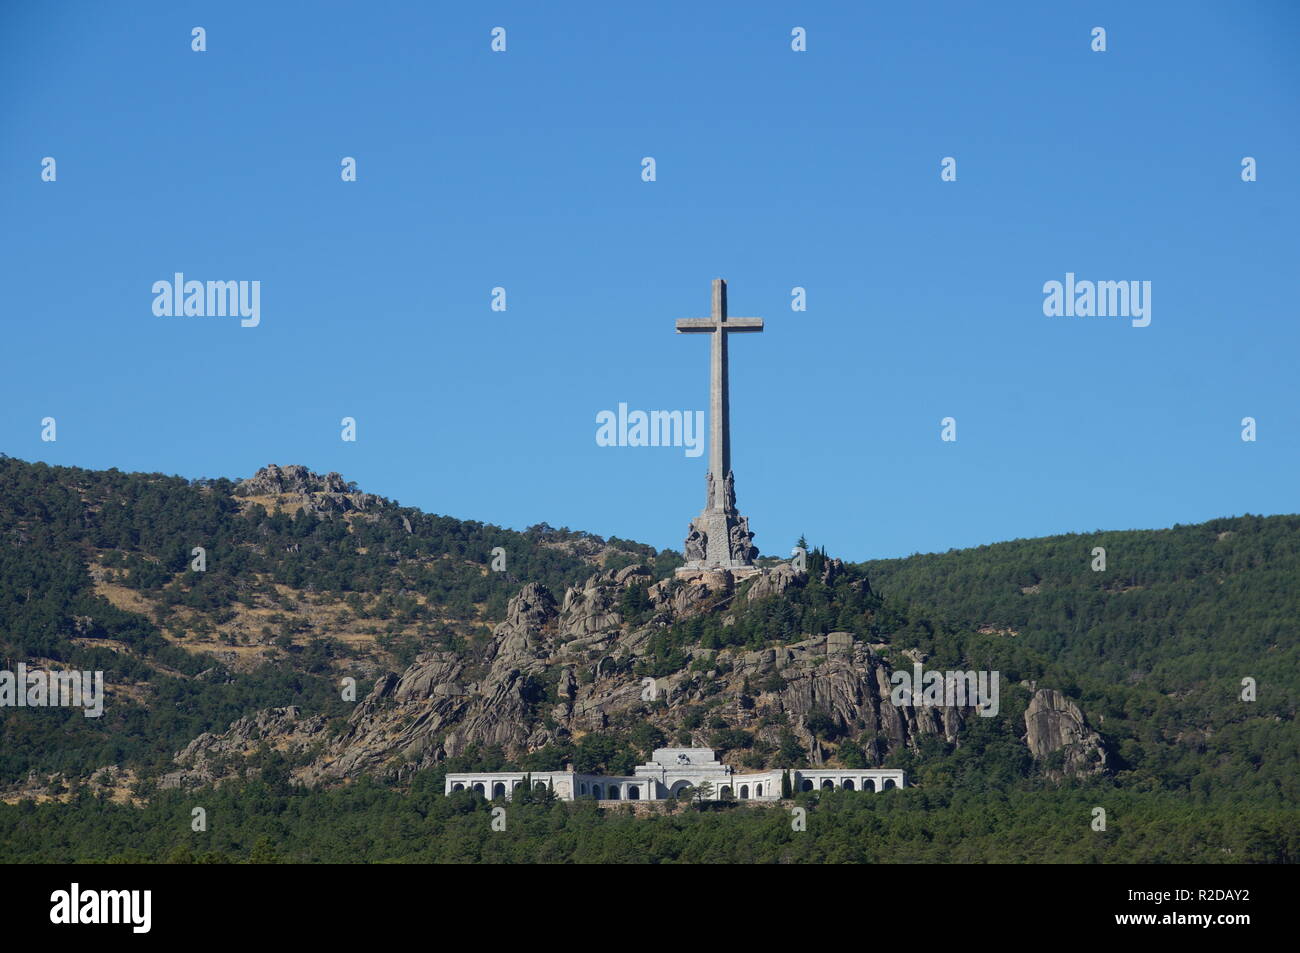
[443,747,904,802]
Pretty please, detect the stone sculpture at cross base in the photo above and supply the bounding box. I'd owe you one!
[682,471,758,571]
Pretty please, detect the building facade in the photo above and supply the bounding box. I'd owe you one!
[443,747,905,802]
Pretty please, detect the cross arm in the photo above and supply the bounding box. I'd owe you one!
[675,317,764,333]
[676,319,716,332]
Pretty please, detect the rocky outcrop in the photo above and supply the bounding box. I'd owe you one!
[160,706,328,790]
[238,464,346,496]
[236,464,379,514]
[491,582,559,662]
[166,564,1100,791]
[295,580,574,783]
[1024,688,1108,776]
[745,563,804,602]
[726,633,966,753]
[558,574,622,641]
[275,566,979,784]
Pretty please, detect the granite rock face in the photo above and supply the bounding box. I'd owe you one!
[159,706,328,790]
[745,563,802,602]
[189,565,966,786]
[238,464,347,496]
[1023,688,1109,776]
[166,565,1106,789]
[236,464,379,514]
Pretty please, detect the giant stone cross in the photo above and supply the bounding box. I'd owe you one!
[675,279,762,573]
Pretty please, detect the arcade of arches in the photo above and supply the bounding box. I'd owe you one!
[444,747,905,802]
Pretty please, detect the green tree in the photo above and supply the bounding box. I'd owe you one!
[248,835,282,864]
[688,780,715,810]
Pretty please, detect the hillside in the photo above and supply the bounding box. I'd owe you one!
[860,520,1300,801]
[0,455,1296,862]
[0,455,672,790]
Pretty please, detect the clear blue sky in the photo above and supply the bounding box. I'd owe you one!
[2,1,1296,561]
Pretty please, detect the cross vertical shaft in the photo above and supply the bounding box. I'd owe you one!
[710,278,729,499]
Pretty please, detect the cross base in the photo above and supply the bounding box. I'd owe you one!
[681,498,758,572]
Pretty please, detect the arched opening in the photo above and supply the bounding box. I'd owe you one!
[862,778,876,792]
[492,782,506,799]
[739,785,749,799]
[579,782,587,795]
[591,783,603,799]
[800,779,814,792]
[884,778,898,789]
[452,783,465,792]
[720,785,732,798]
[607,786,620,800]
[671,780,693,798]
[755,784,763,797]
[628,786,640,800]
[843,779,855,791]
[534,780,547,791]
[472,782,485,795]
[513,781,524,792]
[822,779,835,790]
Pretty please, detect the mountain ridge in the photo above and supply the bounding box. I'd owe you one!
[0,455,1295,815]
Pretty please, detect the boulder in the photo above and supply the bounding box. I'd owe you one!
[1023,688,1109,776]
